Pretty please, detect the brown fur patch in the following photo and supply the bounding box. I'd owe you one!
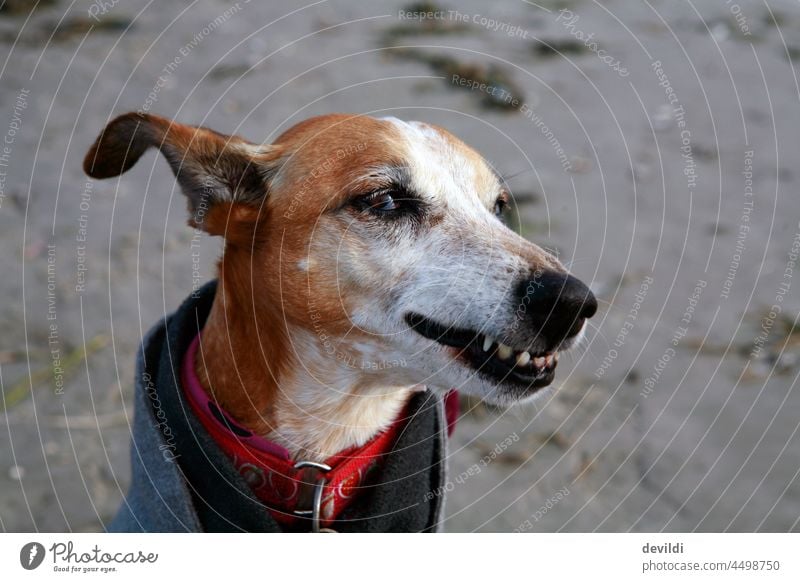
[195,114,409,429]
[84,112,283,218]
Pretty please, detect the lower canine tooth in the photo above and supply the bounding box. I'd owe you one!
[516,351,531,366]
[497,343,513,360]
[533,356,546,368]
[482,336,493,352]
[545,354,554,366]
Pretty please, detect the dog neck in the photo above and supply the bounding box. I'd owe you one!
[194,267,416,462]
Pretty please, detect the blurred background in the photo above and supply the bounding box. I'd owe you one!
[1,0,799,532]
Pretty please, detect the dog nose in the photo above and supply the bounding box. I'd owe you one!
[516,271,597,344]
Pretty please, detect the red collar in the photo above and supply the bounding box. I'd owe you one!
[181,335,459,529]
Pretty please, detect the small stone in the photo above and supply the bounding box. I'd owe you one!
[710,21,731,42]
[632,161,653,183]
[8,465,25,480]
[652,104,673,132]
[568,156,593,174]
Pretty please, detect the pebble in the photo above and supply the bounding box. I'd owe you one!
[8,465,25,481]
[568,156,593,174]
[710,21,731,42]
[652,104,673,132]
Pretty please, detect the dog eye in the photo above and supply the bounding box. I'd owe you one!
[366,191,401,212]
[494,196,508,218]
[350,187,423,220]
[354,189,409,215]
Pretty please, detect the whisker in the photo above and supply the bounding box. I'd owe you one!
[591,298,627,316]
[566,334,598,365]
[499,167,537,183]
[427,265,463,272]
[583,319,608,343]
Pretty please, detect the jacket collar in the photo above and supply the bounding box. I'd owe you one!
[111,281,449,532]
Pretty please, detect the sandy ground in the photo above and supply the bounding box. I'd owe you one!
[1,0,799,532]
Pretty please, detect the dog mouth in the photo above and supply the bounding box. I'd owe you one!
[404,313,559,390]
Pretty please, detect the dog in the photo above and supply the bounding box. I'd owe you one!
[83,112,597,532]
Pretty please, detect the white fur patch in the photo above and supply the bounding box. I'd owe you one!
[264,115,578,458]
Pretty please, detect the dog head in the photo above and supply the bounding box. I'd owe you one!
[84,113,596,406]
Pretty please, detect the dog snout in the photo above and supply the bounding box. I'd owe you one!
[516,271,597,345]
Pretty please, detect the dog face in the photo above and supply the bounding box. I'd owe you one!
[84,113,596,406]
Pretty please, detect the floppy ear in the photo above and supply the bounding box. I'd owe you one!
[83,112,283,234]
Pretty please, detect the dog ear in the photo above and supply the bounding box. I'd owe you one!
[83,112,283,234]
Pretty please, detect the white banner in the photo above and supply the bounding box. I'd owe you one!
[1,533,798,581]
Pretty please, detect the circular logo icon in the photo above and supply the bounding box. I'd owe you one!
[20,542,46,570]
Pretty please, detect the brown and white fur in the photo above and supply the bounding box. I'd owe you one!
[84,112,596,463]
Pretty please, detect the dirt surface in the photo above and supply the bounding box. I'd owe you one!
[1,0,799,532]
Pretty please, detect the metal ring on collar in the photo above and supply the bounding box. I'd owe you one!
[294,460,332,472]
[311,478,333,533]
[293,460,336,532]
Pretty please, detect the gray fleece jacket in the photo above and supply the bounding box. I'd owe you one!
[109,281,448,532]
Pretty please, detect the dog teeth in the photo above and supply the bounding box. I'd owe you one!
[481,341,560,370]
[497,343,513,360]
